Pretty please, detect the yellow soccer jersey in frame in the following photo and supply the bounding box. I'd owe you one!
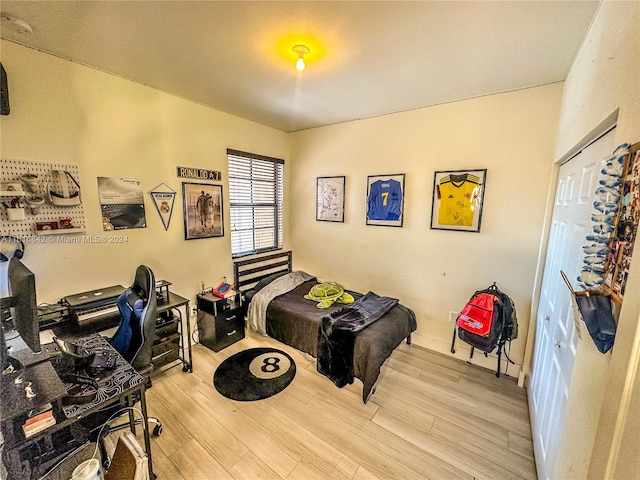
[437,173,480,227]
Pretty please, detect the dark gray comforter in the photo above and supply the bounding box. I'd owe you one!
[317,292,399,389]
[247,278,417,403]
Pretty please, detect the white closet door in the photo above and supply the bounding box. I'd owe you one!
[529,129,614,480]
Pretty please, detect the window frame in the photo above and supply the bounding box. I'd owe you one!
[227,149,284,259]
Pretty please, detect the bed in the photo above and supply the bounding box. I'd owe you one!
[234,251,417,403]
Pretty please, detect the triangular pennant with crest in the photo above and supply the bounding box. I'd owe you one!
[149,183,176,230]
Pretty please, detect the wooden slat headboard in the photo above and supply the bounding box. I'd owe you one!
[233,251,292,293]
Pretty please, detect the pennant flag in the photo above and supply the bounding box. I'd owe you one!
[149,183,176,231]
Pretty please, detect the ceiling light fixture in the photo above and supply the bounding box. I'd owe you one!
[292,44,310,71]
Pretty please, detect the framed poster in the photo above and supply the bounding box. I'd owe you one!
[366,173,405,227]
[316,176,345,222]
[97,177,146,231]
[182,182,224,240]
[430,169,486,232]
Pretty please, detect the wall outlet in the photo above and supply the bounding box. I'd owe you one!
[449,311,459,323]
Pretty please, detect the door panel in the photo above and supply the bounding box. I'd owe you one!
[529,129,614,480]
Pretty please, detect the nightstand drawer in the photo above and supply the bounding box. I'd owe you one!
[215,309,243,337]
[214,321,244,351]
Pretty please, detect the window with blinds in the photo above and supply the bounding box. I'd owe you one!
[227,149,284,258]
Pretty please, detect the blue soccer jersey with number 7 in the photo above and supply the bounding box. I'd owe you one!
[367,179,402,220]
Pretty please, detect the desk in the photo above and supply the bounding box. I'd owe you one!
[1,330,66,426]
[1,335,154,480]
[46,291,193,374]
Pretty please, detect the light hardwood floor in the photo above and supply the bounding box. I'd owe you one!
[143,332,537,479]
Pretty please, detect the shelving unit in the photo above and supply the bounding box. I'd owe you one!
[35,228,86,236]
[0,190,26,196]
[1,159,87,236]
[154,282,192,373]
[1,189,27,221]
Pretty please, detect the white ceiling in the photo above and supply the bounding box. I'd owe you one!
[0,1,600,132]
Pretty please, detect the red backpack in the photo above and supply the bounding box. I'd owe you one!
[457,292,498,339]
[456,284,517,377]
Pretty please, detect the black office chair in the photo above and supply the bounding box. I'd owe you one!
[108,264,162,435]
[83,265,163,451]
[110,264,157,374]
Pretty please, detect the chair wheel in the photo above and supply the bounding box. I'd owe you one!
[182,365,189,372]
[152,424,163,436]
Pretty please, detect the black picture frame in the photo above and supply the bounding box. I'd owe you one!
[430,169,487,232]
[182,182,224,240]
[316,176,346,222]
[366,173,405,227]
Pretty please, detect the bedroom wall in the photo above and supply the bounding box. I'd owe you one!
[289,83,564,375]
[538,1,640,478]
[0,40,290,307]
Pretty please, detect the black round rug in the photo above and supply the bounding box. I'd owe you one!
[213,347,296,401]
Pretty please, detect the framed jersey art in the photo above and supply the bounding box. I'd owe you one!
[316,176,345,222]
[182,182,224,240]
[366,173,405,227]
[430,169,487,232]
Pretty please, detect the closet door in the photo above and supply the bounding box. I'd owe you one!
[528,129,614,480]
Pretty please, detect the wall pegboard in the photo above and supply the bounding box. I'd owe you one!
[1,158,87,237]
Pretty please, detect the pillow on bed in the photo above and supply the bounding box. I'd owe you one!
[255,270,292,291]
[243,270,291,303]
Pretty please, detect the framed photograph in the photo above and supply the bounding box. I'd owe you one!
[430,169,487,232]
[97,177,147,231]
[182,182,224,240]
[316,176,345,222]
[366,173,405,227]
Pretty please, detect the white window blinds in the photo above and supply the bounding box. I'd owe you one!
[227,149,284,257]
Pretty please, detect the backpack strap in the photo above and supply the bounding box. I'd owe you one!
[493,284,516,378]
[496,338,516,378]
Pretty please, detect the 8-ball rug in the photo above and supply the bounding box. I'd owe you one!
[213,347,296,401]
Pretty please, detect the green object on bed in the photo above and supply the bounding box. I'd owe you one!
[304,282,355,308]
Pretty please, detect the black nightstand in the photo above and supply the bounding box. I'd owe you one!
[196,292,244,352]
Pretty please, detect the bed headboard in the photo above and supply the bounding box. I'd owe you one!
[233,250,292,294]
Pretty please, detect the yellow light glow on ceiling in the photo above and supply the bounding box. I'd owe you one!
[275,34,325,71]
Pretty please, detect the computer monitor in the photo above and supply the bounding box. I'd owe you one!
[6,257,40,355]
